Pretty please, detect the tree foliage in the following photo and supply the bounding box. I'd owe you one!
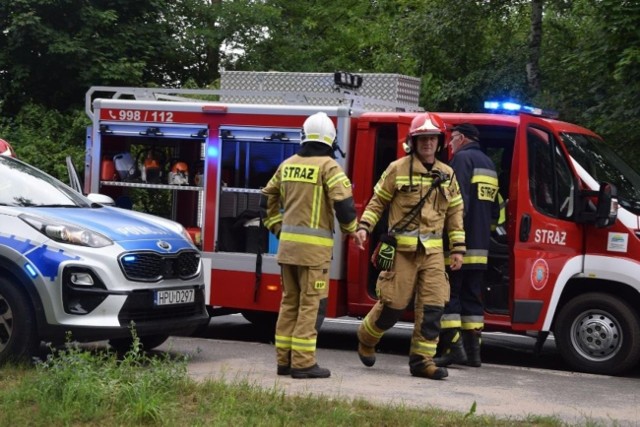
[0,0,180,115]
[0,0,638,176]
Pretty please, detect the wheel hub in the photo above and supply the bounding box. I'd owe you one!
[0,296,13,352]
[572,310,620,361]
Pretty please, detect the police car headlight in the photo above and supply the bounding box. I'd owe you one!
[180,225,194,244]
[20,214,113,248]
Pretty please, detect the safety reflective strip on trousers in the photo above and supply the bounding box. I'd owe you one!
[440,314,462,329]
[461,315,484,330]
[291,337,317,352]
[362,315,384,339]
[411,340,438,357]
[280,225,334,247]
[275,335,292,350]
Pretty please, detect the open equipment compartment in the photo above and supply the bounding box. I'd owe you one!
[216,125,300,255]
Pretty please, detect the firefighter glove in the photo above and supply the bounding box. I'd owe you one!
[372,234,397,271]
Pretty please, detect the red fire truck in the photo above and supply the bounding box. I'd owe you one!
[83,71,640,375]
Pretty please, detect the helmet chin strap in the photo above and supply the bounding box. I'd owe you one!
[332,141,346,158]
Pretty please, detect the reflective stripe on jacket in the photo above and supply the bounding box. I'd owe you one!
[450,141,499,269]
[359,155,466,254]
[262,154,357,266]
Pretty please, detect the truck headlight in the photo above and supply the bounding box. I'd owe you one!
[20,214,113,248]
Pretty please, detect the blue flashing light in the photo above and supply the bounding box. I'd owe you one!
[484,99,559,119]
[502,102,521,111]
[24,263,38,278]
[207,146,219,158]
[123,255,136,262]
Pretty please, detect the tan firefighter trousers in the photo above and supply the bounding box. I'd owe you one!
[275,263,330,369]
[358,247,449,369]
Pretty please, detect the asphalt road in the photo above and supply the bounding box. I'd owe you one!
[155,315,640,426]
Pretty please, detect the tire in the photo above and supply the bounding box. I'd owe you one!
[554,292,640,375]
[109,334,169,353]
[241,310,278,333]
[0,276,39,365]
[240,309,326,334]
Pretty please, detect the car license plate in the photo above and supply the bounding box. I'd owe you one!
[154,289,195,306]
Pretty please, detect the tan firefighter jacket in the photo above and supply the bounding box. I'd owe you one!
[262,154,357,266]
[359,155,466,254]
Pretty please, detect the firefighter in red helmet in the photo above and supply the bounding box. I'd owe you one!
[355,112,466,380]
[0,139,17,157]
[262,112,364,379]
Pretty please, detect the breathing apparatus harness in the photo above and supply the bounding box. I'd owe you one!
[372,164,452,271]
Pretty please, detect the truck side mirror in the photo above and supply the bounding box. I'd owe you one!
[595,182,618,228]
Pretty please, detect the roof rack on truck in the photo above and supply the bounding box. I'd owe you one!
[85,71,424,119]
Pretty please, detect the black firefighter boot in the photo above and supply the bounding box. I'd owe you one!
[462,329,482,367]
[434,328,468,367]
[409,355,449,380]
[290,364,331,379]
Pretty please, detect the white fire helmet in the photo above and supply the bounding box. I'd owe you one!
[301,112,336,146]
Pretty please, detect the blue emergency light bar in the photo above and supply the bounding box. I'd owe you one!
[484,100,559,119]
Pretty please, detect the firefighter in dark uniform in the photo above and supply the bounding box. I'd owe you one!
[355,113,466,380]
[435,123,500,368]
[262,112,364,379]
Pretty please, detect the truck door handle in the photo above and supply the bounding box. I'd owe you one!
[520,214,531,242]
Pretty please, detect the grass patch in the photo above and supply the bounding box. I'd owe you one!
[0,334,573,426]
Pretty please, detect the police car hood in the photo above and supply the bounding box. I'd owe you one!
[14,206,191,247]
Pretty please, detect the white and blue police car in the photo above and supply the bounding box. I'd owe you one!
[0,154,209,362]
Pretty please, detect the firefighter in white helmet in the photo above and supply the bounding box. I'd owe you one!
[355,112,466,380]
[262,112,364,379]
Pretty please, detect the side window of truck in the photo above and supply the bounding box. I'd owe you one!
[527,127,574,219]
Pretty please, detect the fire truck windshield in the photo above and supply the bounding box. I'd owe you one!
[562,133,640,215]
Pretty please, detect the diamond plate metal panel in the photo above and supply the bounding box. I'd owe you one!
[220,71,421,112]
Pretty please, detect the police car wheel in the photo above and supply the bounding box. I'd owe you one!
[554,292,640,375]
[0,277,39,365]
[108,334,169,353]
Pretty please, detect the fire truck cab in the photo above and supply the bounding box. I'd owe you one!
[83,72,640,375]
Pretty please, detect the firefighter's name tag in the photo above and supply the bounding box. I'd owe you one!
[282,164,319,183]
[478,183,498,201]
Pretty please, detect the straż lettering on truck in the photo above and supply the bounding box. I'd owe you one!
[80,73,640,375]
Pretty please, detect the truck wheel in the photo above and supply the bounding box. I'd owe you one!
[241,310,326,334]
[109,334,169,353]
[0,277,39,365]
[554,292,640,375]
[241,310,278,333]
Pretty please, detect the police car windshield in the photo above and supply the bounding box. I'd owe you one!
[562,133,640,214]
[0,156,90,208]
